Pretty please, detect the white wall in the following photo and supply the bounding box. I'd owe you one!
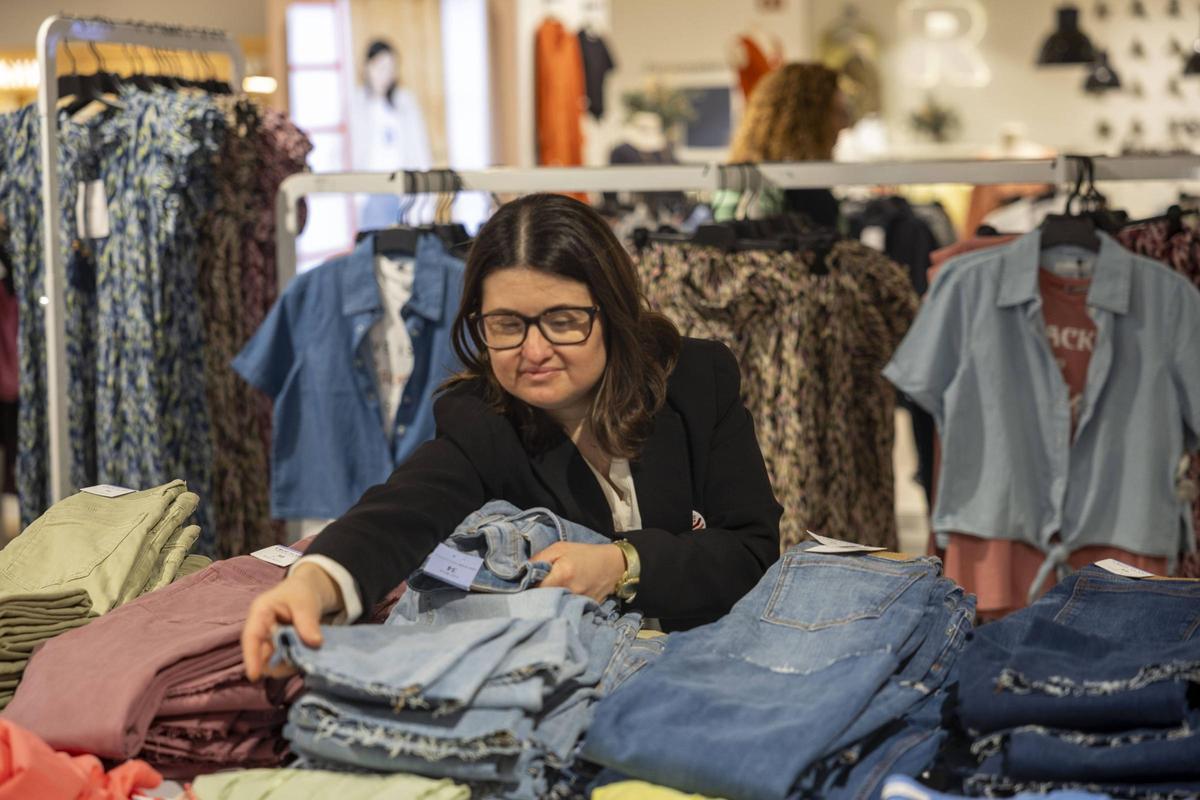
[808,0,1200,156]
[0,1,267,49]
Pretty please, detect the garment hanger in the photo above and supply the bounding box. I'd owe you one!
[1040,156,1101,253]
[432,170,471,250]
[122,43,155,92]
[367,172,422,256]
[56,41,83,104]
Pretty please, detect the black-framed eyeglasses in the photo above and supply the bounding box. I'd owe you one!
[472,306,600,350]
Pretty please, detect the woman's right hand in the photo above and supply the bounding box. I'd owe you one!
[241,562,345,681]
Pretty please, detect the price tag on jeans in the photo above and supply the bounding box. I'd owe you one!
[1094,558,1156,579]
[251,545,304,568]
[420,543,483,590]
[75,179,110,239]
[807,531,887,554]
[81,484,135,498]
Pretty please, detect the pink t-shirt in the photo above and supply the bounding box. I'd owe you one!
[1038,268,1096,437]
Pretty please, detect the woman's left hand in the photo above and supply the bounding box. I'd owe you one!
[532,542,627,602]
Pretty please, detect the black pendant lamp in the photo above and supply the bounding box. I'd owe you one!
[1084,50,1122,92]
[1037,5,1097,65]
[1186,43,1200,75]
[1187,7,1200,75]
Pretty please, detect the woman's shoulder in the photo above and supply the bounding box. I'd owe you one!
[434,377,497,422]
[668,337,742,410]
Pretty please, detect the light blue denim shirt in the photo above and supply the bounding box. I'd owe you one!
[884,230,1200,568]
[233,234,464,519]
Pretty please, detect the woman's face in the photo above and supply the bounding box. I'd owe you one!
[480,267,607,420]
[365,50,396,97]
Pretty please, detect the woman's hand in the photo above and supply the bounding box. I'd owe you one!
[532,542,627,602]
[240,563,345,681]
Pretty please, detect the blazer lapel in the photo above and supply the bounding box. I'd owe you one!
[630,406,693,533]
[529,432,615,538]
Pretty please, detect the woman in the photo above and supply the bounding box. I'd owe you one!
[242,194,782,679]
[716,62,850,226]
[353,39,433,230]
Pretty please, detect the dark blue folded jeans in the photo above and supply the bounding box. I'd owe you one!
[581,547,950,800]
[958,566,1200,736]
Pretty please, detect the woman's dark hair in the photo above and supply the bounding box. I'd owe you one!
[448,193,682,459]
[365,39,398,108]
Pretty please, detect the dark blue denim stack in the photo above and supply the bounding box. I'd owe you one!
[581,544,974,800]
[273,502,659,799]
[950,564,1200,800]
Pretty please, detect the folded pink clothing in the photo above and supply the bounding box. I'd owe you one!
[157,669,301,717]
[4,553,302,759]
[148,709,288,742]
[141,733,287,780]
[142,728,285,762]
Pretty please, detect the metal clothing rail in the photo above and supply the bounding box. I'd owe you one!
[37,15,246,505]
[274,154,1200,287]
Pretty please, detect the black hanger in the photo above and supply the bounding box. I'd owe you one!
[56,40,83,101]
[1040,156,1101,253]
[1126,204,1197,237]
[365,172,422,256]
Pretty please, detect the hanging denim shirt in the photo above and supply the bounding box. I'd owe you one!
[233,234,464,519]
[884,230,1200,568]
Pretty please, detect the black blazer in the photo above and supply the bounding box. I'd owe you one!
[306,337,783,631]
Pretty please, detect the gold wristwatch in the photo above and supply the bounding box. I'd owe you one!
[612,539,641,602]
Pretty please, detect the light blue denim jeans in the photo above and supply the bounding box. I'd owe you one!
[407,500,611,595]
[883,775,1112,800]
[582,546,949,800]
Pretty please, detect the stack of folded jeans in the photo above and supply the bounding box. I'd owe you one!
[4,550,304,777]
[950,564,1200,799]
[274,501,660,799]
[0,481,206,708]
[582,544,974,800]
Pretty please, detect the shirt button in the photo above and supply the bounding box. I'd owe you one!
[396,425,407,435]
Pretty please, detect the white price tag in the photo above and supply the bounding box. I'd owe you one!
[251,544,304,568]
[807,531,887,554]
[1094,558,1155,579]
[75,179,110,239]
[420,543,484,590]
[860,225,887,252]
[81,484,135,498]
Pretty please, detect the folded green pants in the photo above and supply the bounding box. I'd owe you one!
[190,769,471,800]
[0,482,197,613]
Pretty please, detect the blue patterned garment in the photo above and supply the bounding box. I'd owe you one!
[0,88,223,548]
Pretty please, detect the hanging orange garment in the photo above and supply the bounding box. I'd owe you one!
[736,34,782,100]
[535,18,586,168]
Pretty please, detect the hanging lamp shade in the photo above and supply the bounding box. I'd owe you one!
[1186,45,1200,75]
[1037,6,1096,65]
[1186,10,1200,76]
[1084,50,1122,92]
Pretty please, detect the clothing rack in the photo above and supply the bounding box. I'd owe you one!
[36,15,246,505]
[274,154,1200,286]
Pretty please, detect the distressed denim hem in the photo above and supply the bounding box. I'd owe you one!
[995,660,1200,696]
[964,773,1200,800]
[972,721,1199,758]
[298,713,525,763]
